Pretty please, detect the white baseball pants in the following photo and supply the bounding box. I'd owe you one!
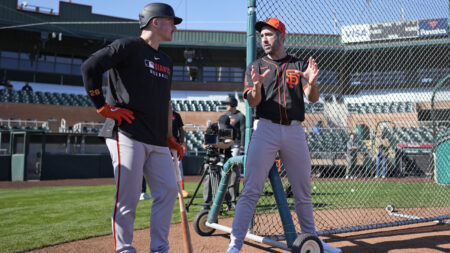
[229,118,316,250]
[106,132,178,253]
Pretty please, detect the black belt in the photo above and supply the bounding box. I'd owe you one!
[257,117,293,125]
[268,118,292,125]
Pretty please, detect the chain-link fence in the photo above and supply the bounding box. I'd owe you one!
[250,0,449,239]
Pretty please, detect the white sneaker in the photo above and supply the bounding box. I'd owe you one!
[226,247,239,253]
[320,239,341,253]
[139,192,152,200]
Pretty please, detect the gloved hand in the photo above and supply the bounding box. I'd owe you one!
[97,103,135,126]
[168,136,184,160]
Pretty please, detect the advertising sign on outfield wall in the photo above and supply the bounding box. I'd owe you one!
[418,18,448,37]
[341,24,370,43]
[370,20,418,41]
[342,18,448,43]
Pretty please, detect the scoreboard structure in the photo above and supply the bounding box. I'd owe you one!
[342,18,448,43]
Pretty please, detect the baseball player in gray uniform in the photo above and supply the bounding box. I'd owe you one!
[226,18,341,253]
[81,3,183,253]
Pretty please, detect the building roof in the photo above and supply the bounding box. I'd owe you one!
[1,0,448,50]
[0,0,341,49]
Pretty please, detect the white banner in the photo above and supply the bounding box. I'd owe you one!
[341,24,370,43]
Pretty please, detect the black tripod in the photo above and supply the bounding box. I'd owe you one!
[185,148,225,212]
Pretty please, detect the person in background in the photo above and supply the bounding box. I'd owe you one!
[375,133,389,178]
[140,177,152,200]
[22,82,33,91]
[313,120,323,133]
[345,133,359,179]
[172,109,189,197]
[202,115,234,210]
[0,78,13,90]
[223,96,245,209]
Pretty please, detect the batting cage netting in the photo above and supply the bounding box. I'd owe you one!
[248,0,450,238]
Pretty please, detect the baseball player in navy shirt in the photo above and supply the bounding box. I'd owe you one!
[81,3,183,253]
[227,18,341,253]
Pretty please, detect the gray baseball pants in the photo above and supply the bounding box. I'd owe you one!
[229,118,316,250]
[228,146,242,203]
[106,132,178,253]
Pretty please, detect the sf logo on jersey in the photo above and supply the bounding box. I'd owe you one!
[286,69,300,88]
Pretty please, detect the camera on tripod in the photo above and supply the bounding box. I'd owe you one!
[203,122,232,167]
[185,118,234,212]
[204,122,233,146]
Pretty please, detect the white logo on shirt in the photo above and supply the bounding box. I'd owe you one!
[144,59,170,80]
[154,56,160,60]
[144,59,154,69]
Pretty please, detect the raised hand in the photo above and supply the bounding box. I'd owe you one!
[296,57,319,85]
[96,103,135,126]
[251,65,270,90]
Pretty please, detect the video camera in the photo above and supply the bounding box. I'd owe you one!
[204,122,233,146]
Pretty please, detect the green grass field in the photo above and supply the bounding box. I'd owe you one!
[255,181,449,213]
[0,181,448,253]
[0,182,211,253]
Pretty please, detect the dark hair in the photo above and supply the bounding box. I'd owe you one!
[275,29,282,37]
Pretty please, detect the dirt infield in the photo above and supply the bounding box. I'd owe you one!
[0,176,202,189]
[27,220,450,253]
[2,178,449,252]
[0,176,434,189]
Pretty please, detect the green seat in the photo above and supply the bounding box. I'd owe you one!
[405,102,413,112]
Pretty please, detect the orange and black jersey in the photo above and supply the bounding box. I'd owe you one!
[243,55,308,122]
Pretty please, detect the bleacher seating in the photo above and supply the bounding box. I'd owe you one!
[347,101,414,114]
[1,89,329,114]
[184,129,370,155]
[0,89,229,112]
[305,131,367,154]
[0,118,49,131]
[172,99,223,112]
[305,102,325,113]
[185,130,206,153]
[0,89,94,107]
[383,125,448,146]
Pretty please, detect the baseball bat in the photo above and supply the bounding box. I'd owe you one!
[171,149,194,253]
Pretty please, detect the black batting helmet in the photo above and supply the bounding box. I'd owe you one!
[224,96,238,107]
[139,3,182,29]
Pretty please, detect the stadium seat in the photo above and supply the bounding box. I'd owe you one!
[374,105,381,113]
[405,102,414,112]
[312,103,324,112]
[347,103,358,113]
